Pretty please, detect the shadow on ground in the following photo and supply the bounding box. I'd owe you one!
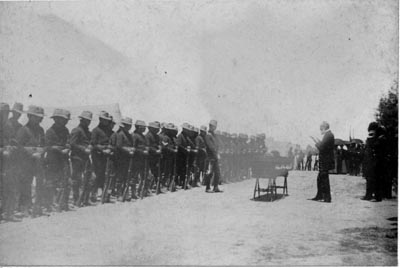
[251,193,286,202]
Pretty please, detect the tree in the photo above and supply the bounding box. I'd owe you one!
[375,80,398,194]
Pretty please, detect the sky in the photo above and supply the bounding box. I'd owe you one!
[0,0,398,147]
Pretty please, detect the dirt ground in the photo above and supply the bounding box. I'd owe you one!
[0,170,397,266]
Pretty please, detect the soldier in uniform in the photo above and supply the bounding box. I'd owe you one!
[204,120,222,192]
[160,123,178,190]
[113,117,135,201]
[45,108,71,212]
[7,102,24,138]
[90,111,113,202]
[70,111,93,206]
[146,121,162,194]
[194,125,208,187]
[16,105,46,217]
[132,120,149,198]
[1,103,19,221]
[176,123,195,189]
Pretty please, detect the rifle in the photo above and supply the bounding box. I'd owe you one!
[76,157,92,207]
[55,147,72,211]
[122,156,134,202]
[183,146,191,190]
[156,154,162,195]
[101,149,114,204]
[121,148,135,202]
[170,146,178,192]
[139,147,149,199]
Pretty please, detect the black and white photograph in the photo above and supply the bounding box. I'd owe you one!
[0,0,398,266]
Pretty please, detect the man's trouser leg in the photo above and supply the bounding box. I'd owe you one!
[2,157,18,219]
[364,176,374,199]
[212,159,221,189]
[320,170,331,201]
[92,154,107,201]
[19,160,35,215]
[133,160,145,198]
[71,157,85,204]
[315,172,323,199]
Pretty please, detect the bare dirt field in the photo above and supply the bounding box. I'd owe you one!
[0,171,397,266]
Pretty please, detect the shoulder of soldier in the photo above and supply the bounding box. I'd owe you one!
[45,125,55,135]
[71,125,82,135]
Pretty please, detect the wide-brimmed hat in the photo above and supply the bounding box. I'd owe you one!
[165,123,175,130]
[209,119,218,127]
[200,125,207,132]
[51,108,71,120]
[257,133,266,139]
[193,127,199,133]
[26,105,45,118]
[121,117,133,126]
[231,133,238,138]
[78,111,93,121]
[161,122,167,129]
[0,103,10,112]
[135,120,146,127]
[11,102,24,114]
[99,111,112,121]
[148,121,161,129]
[182,122,191,130]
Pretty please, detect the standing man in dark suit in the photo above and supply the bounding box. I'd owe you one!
[310,121,335,203]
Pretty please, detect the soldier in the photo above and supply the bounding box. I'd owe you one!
[132,120,149,198]
[7,102,24,138]
[114,117,135,201]
[163,123,179,189]
[204,120,222,192]
[1,103,19,221]
[146,121,162,194]
[70,111,93,206]
[45,108,71,212]
[194,125,208,187]
[176,123,195,189]
[16,105,46,217]
[90,111,113,202]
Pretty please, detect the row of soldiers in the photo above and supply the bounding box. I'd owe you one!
[0,102,267,222]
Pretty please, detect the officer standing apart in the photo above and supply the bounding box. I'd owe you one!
[204,120,222,193]
[310,121,335,203]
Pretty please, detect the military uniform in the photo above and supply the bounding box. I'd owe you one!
[16,106,46,216]
[91,111,113,200]
[114,118,134,200]
[204,120,222,192]
[195,126,207,186]
[176,123,195,188]
[146,122,162,193]
[70,111,92,205]
[132,120,148,197]
[159,123,178,189]
[45,108,71,211]
[1,103,17,220]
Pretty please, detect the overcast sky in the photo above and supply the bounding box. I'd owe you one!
[1,0,398,147]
